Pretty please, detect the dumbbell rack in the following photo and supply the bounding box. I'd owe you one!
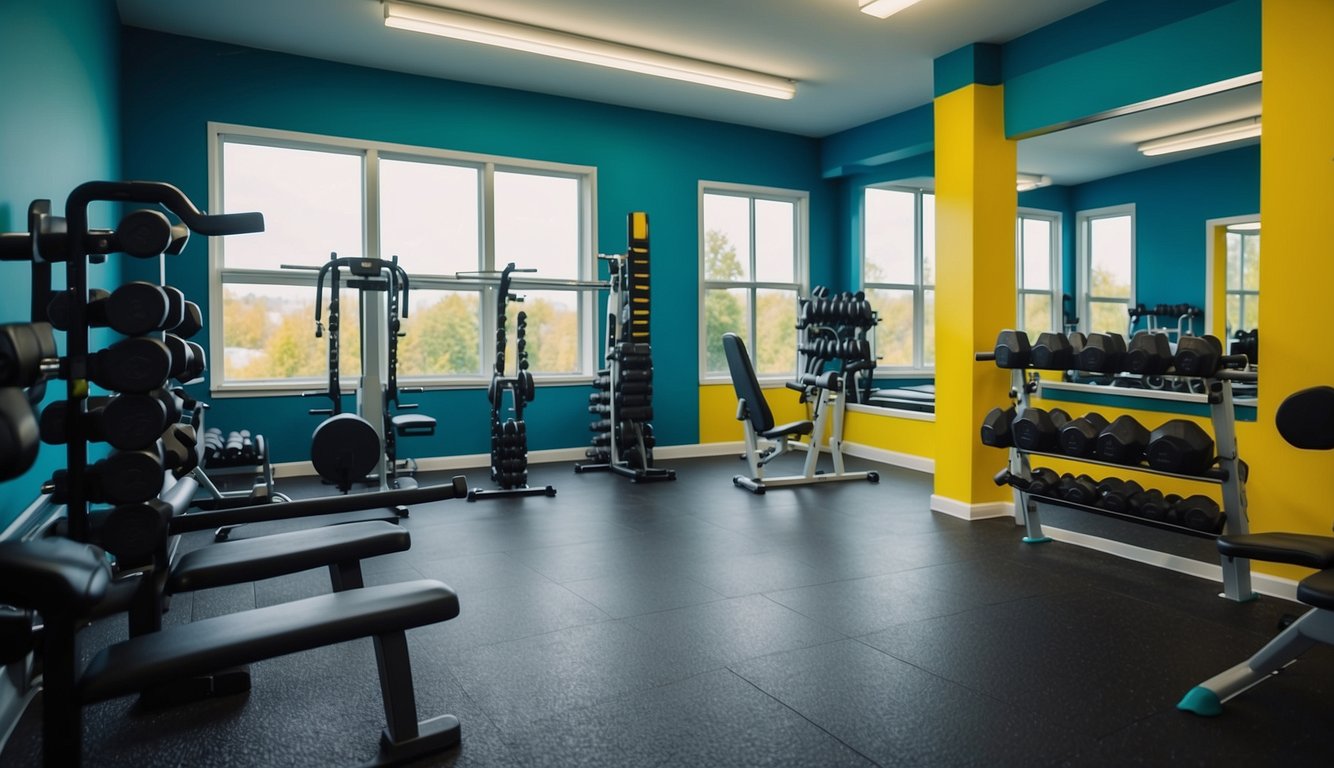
[0,182,262,543]
[575,212,675,482]
[465,262,556,501]
[981,347,1256,601]
[796,287,878,404]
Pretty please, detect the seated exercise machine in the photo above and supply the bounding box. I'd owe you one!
[290,254,437,493]
[722,332,878,493]
[1178,385,1334,716]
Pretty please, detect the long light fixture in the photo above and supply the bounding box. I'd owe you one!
[1137,116,1261,157]
[859,0,926,19]
[383,1,796,99]
[1016,173,1052,192]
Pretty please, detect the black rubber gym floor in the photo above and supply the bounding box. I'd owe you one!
[3,454,1332,766]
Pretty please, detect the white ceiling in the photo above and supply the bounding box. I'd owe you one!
[115,0,1106,138]
[114,0,1261,184]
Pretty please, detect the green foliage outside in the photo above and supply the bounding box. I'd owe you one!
[703,230,796,377]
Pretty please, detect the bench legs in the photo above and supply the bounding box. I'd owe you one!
[369,630,460,766]
[1179,607,1334,715]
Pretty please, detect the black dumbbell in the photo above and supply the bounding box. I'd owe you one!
[980,406,1016,448]
[1129,489,1181,522]
[116,208,189,258]
[1175,494,1224,533]
[0,387,39,480]
[1174,335,1244,377]
[1125,332,1174,375]
[1146,419,1215,475]
[45,448,165,505]
[91,337,173,394]
[1096,414,1150,465]
[174,300,204,339]
[1030,332,1075,370]
[160,424,199,477]
[90,498,172,561]
[1057,473,1100,505]
[1026,467,1061,496]
[1077,332,1127,373]
[1096,477,1144,513]
[1012,407,1071,452]
[993,330,1031,369]
[0,322,58,388]
[1058,412,1109,458]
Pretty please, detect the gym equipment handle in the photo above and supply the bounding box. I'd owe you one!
[975,352,996,362]
[66,180,264,237]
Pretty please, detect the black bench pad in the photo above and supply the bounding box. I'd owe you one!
[393,413,436,436]
[0,539,109,617]
[79,579,458,704]
[1298,568,1334,611]
[168,520,410,593]
[760,420,814,440]
[1217,532,1334,570]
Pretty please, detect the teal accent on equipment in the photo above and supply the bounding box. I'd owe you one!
[1177,686,1223,716]
[1022,536,1053,544]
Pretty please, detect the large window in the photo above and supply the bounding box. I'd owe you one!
[1225,225,1259,333]
[863,186,934,369]
[700,183,806,380]
[1077,205,1135,334]
[209,124,595,390]
[1017,210,1061,333]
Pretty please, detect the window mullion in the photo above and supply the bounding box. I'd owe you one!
[914,191,925,368]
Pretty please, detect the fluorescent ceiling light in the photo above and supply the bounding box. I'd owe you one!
[1016,173,1051,192]
[1137,116,1260,157]
[383,1,796,99]
[859,0,925,19]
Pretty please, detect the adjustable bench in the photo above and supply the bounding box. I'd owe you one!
[1178,386,1334,715]
[722,332,878,493]
[0,537,461,768]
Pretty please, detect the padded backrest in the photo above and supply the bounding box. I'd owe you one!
[1277,386,1334,450]
[722,333,774,433]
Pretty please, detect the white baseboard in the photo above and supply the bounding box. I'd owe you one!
[930,495,1016,521]
[842,442,933,474]
[1042,526,1301,602]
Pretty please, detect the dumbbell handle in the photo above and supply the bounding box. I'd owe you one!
[975,352,996,362]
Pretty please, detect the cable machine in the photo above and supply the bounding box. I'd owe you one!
[286,254,435,493]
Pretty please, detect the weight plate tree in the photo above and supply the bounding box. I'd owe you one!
[465,262,556,501]
[575,212,675,483]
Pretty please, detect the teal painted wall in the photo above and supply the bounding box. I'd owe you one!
[1069,145,1260,330]
[119,28,834,463]
[0,0,121,530]
[1003,0,1260,137]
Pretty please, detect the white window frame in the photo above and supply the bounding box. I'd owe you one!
[697,180,810,384]
[860,184,934,373]
[207,122,598,394]
[1204,213,1260,336]
[1016,208,1062,333]
[1076,203,1136,334]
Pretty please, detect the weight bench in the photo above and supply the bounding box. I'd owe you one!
[722,332,878,493]
[1179,386,1334,715]
[0,537,461,768]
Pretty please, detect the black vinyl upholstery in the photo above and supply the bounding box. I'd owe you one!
[79,579,458,704]
[0,538,110,617]
[1276,386,1334,450]
[722,333,813,439]
[1216,532,1334,570]
[1297,568,1334,610]
[168,520,410,593]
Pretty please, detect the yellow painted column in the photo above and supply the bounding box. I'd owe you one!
[1247,0,1334,571]
[931,83,1017,517]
